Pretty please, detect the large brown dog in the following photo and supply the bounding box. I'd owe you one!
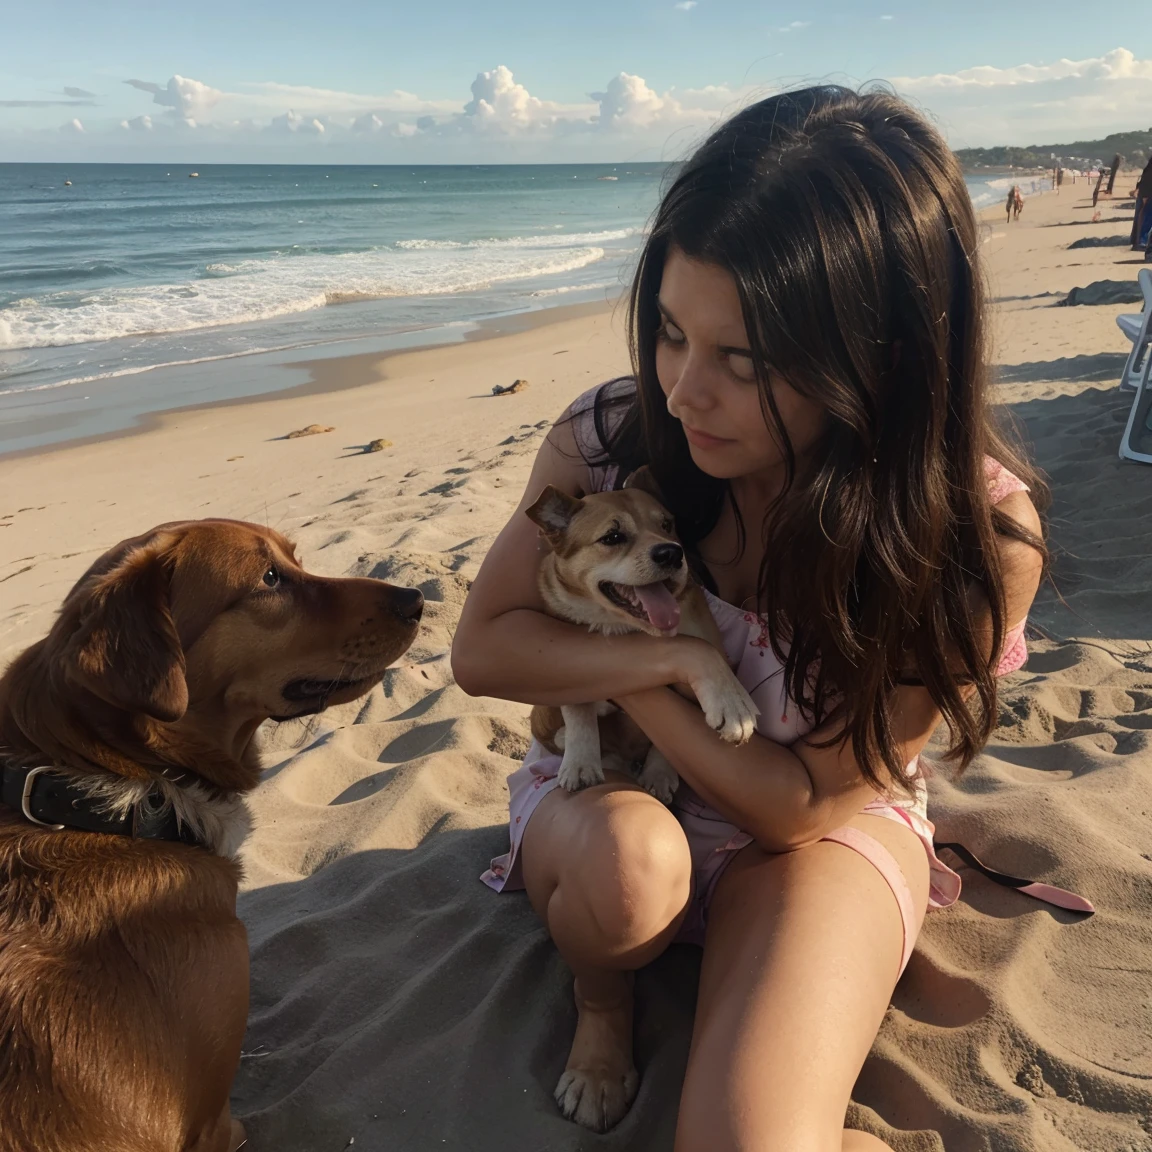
[0,519,423,1152]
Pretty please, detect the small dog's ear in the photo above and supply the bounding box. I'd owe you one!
[526,486,582,541]
[623,465,666,503]
[61,540,188,722]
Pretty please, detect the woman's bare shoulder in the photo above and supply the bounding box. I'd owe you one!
[994,489,1044,623]
[521,399,597,504]
[455,401,597,634]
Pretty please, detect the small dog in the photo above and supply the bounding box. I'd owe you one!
[526,468,757,802]
[0,519,423,1152]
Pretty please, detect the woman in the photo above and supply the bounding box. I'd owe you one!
[452,86,1046,1151]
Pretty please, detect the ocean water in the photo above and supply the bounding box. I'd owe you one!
[0,164,1043,454]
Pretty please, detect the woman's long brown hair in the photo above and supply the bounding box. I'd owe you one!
[579,85,1048,794]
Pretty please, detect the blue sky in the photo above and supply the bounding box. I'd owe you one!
[4,0,1151,162]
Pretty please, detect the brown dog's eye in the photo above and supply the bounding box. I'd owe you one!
[262,567,281,589]
[661,518,674,533]
[599,529,627,546]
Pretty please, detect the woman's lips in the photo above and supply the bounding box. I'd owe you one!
[682,423,734,449]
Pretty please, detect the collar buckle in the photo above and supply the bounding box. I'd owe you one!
[21,766,65,830]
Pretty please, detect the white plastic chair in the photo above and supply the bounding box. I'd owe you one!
[1116,268,1152,391]
[1119,270,1152,463]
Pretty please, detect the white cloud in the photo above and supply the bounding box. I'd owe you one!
[592,72,680,128]
[893,47,1152,146]
[779,20,810,31]
[676,82,744,105]
[105,62,711,148]
[0,98,92,108]
[125,75,222,120]
[242,81,455,118]
[880,13,894,19]
[895,46,1152,91]
[674,1,697,9]
[63,86,96,98]
[463,65,551,130]
[22,46,1150,163]
[353,112,386,133]
[268,109,326,135]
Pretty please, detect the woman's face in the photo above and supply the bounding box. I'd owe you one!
[655,247,826,482]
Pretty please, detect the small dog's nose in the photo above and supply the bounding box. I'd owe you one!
[650,543,684,570]
[390,586,424,622]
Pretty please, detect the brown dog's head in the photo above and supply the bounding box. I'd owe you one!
[1,519,422,787]
[526,467,689,637]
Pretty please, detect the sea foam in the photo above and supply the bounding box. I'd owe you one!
[0,237,612,351]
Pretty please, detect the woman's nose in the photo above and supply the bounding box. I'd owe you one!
[665,351,716,416]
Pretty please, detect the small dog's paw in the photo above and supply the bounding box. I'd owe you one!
[697,676,759,745]
[555,1065,639,1132]
[557,754,605,792]
[636,750,679,805]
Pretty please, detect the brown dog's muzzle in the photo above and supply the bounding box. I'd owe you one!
[272,578,425,719]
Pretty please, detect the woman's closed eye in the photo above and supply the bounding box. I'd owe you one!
[723,349,757,383]
[655,320,686,346]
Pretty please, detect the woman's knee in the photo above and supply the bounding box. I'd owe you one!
[589,802,692,947]
[546,789,692,955]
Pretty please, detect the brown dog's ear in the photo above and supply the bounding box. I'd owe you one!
[61,542,189,722]
[526,486,583,542]
[623,465,666,503]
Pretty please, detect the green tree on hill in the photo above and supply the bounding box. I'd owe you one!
[955,128,1152,171]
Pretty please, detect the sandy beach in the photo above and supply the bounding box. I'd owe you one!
[2,180,1150,1151]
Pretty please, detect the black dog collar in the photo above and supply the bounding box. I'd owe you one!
[1,763,204,847]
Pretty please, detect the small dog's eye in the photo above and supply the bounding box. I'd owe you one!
[262,567,281,588]
[661,518,674,533]
[599,529,627,546]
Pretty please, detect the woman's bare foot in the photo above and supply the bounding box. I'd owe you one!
[554,972,639,1132]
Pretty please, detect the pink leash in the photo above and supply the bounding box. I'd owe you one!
[935,842,1095,915]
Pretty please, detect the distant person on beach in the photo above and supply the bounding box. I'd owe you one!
[1055,166,1064,193]
[1007,184,1023,222]
[1132,157,1152,252]
[455,86,1047,1148]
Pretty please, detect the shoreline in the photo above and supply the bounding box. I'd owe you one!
[1,172,1088,463]
[2,169,1141,470]
[0,296,619,462]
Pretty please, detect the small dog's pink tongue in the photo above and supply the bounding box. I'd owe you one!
[635,582,680,631]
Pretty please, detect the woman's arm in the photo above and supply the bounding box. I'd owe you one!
[451,405,727,706]
[616,675,944,851]
[617,493,1047,852]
